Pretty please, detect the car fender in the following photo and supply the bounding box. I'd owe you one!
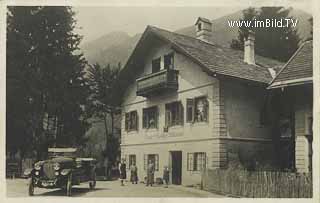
[23,168,33,177]
[61,169,72,176]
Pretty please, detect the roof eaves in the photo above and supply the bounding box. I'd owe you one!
[268,40,312,86]
[267,77,313,89]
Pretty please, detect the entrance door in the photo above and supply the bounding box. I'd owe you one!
[171,151,182,185]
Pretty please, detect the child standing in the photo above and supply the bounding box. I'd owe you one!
[163,166,170,188]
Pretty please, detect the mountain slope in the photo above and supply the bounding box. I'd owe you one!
[81,9,312,67]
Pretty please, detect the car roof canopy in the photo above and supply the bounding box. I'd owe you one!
[48,148,77,158]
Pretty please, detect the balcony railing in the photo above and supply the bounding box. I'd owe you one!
[136,69,179,97]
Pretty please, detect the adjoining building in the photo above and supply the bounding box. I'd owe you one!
[119,17,284,186]
[268,41,313,173]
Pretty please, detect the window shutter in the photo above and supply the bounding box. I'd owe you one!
[186,99,195,123]
[155,107,159,128]
[125,154,129,169]
[125,113,129,131]
[203,99,209,122]
[133,111,138,131]
[144,154,147,171]
[155,154,159,171]
[179,102,184,125]
[187,153,193,171]
[165,110,171,127]
[143,109,147,129]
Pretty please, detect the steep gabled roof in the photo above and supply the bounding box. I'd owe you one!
[122,26,283,84]
[195,17,212,25]
[268,41,313,89]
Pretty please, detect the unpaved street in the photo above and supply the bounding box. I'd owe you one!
[6,178,224,198]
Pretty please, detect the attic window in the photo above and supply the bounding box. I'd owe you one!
[152,57,161,73]
[164,53,174,69]
[197,23,202,31]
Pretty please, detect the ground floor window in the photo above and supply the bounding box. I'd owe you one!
[187,152,206,171]
[144,154,159,171]
[129,154,136,167]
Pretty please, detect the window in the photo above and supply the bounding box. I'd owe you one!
[165,101,183,127]
[144,154,159,171]
[164,53,174,69]
[305,112,313,136]
[143,106,158,129]
[187,152,206,171]
[152,57,161,73]
[129,154,136,167]
[197,23,202,31]
[125,111,138,131]
[186,97,208,123]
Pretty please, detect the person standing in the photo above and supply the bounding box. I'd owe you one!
[146,160,155,186]
[130,162,138,184]
[119,159,126,186]
[163,166,170,188]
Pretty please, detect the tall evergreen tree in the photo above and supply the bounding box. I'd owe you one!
[86,63,121,166]
[230,7,300,62]
[7,6,90,159]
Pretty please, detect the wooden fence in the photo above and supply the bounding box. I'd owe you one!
[201,169,312,198]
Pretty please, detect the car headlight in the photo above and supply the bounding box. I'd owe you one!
[53,162,60,170]
[34,162,41,170]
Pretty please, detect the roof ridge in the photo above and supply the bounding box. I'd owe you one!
[148,25,223,49]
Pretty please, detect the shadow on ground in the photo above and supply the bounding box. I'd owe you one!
[34,187,108,197]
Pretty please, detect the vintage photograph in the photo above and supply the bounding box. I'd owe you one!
[5,4,314,198]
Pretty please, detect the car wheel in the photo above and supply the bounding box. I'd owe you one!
[66,174,72,197]
[89,172,96,190]
[28,178,34,196]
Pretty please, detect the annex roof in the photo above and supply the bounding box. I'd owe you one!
[268,41,313,89]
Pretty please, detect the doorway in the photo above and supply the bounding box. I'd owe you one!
[170,151,182,185]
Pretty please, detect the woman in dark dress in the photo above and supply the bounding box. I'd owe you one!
[119,159,126,186]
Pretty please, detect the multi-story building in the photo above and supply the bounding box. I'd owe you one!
[119,17,283,186]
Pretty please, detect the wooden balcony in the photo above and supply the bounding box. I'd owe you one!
[136,69,179,97]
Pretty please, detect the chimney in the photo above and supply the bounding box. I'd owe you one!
[195,17,212,43]
[244,30,255,65]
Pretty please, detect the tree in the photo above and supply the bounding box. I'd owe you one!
[230,7,300,62]
[230,7,257,50]
[86,63,121,168]
[7,6,90,160]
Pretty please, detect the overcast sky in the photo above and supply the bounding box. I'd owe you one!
[73,5,311,44]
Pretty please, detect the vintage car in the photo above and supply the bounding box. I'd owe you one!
[24,148,96,196]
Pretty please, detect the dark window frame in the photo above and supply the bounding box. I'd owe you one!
[129,154,136,168]
[165,101,184,127]
[152,57,161,73]
[187,152,206,171]
[125,110,138,131]
[186,96,209,123]
[142,106,158,129]
[164,52,174,70]
[144,154,159,171]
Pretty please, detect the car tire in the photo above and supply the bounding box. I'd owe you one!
[66,173,72,197]
[28,177,34,196]
[89,172,96,190]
